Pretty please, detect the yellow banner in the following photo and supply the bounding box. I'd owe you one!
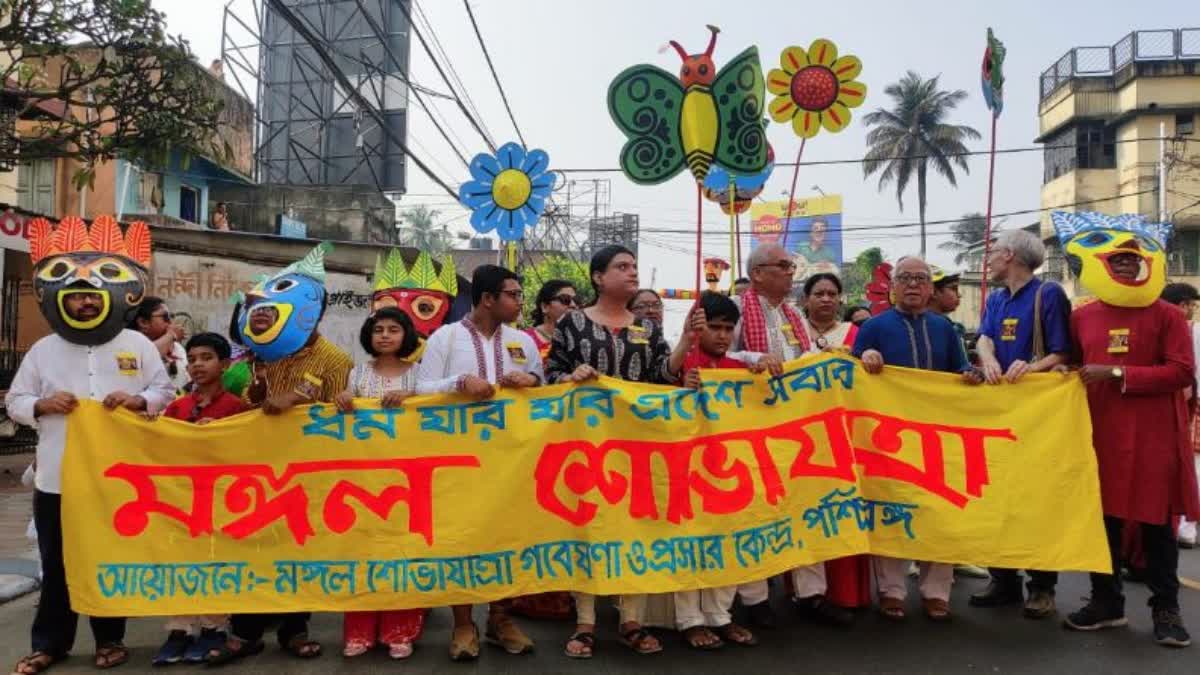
[63,353,1110,616]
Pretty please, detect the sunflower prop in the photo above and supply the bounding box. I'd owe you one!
[766,38,866,246]
[458,142,556,266]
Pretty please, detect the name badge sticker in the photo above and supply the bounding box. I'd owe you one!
[1107,328,1130,354]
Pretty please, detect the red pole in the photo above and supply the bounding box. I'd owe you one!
[694,182,703,297]
[979,113,998,321]
[781,137,807,249]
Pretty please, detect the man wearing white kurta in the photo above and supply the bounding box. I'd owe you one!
[7,327,174,665]
[415,265,542,662]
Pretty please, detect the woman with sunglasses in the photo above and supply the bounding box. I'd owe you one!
[524,280,579,362]
[129,296,189,392]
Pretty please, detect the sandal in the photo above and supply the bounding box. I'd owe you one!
[563,632,595,659]
[205,638,264,667]
[94,643,128,670]
[342,639,371,658]
[619,627,663,655]
[923,597,952,622]
[11,651,62,675]
[683,626,724,651]
[717,622,758,647]
[448,623,480,662]
[386,642,413,660]
[282,633,321,659]
[879,596,906,621]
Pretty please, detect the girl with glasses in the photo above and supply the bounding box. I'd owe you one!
[524,280,579,362]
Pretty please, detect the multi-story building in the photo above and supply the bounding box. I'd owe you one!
[1036,28,1200,290]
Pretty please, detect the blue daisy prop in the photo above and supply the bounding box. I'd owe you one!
[458,142,556,241]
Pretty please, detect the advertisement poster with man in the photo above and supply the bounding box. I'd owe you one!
[749,195,843,281]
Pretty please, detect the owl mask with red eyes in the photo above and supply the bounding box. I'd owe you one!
[371,250,459,338]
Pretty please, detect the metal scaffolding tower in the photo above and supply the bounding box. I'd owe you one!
[220,0,412,193]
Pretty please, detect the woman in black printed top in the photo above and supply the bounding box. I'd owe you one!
[550,245,689,659]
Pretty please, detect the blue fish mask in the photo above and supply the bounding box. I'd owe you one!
[235,243,331,362]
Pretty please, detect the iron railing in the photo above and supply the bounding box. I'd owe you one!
[1040,28,1200,101]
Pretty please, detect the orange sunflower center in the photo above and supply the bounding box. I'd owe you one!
[790,66,838,112]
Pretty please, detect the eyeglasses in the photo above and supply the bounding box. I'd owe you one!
[755,260,797,272]
[895,273,932,286]
[631,302,663,312]
[552,294,577,306]
[151,311,172,321]
[500,289,524,301]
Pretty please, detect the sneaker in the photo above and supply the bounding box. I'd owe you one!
[184,628,225,663]
[1063,600,1127,631]
[152,630,192,666]
[794,595,855,627]
[1023,590,1056,619]
[969,581,1022,608]
[1152,608,1191,647]
[1180,539,1196,550]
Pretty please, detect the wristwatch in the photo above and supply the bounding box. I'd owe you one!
[1111,367,1124,380]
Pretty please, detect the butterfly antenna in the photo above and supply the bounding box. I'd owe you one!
[704,25,720,57]
[667,40,688,62]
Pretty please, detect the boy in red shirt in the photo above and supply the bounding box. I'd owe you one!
[681,292,780,387]
[673,292,780,650]
[153,332,247,665]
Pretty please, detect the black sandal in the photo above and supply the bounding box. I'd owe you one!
[717,622,759,647]
[282,633,322,659]
[682,626,724,651]
[619,627,663,655]
[94,643,128,670]
[204,638,264,667]
[11,651,63,675]
[563,632,595,659]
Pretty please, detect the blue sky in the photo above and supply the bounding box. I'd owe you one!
[158,0,1187,288]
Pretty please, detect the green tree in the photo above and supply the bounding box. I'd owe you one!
[938,211,989,270]
[0,0,231,188]
[519,255,591,326]
[861,71,981,257]
[397,205,455,254]
[843,247,884,307]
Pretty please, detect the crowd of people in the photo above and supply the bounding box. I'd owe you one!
[3,214,1198,673]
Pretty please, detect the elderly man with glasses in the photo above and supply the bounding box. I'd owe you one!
[726,243,851,626]
[852,256,978,622]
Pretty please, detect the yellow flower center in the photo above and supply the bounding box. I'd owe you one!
[492,169,532,211]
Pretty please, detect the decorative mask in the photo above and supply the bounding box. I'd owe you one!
[1051,211,1173,308]
[28,215,152,346]
[234,242,331,362]
[371,250,458,338]
[702,257,730,292]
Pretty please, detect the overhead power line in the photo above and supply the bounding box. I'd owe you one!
[461,0,526,148]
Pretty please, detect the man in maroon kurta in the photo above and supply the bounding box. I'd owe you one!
[1066,256,1200,647]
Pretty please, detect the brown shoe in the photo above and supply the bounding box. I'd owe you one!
[879,596,906,621]
[448,623,480,662]
[486,614,534,655]
[923,597,952,622]
[1023,590,1056,619]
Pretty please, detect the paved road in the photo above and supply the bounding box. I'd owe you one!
[0,562,1196,674]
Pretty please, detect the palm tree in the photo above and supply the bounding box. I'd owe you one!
[397,205,453,254]
[938,211,988,270]
[862,71,981,256]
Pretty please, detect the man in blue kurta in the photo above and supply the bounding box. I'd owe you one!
[852,256,975,622]
[969,229,1072,618]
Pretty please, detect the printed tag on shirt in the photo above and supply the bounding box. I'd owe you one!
[115,352,139,376]
[1001,318,1019,341]
[294,372,323,400]
[1107,328,1130,354]
[505,342,528,364]
[627,325,649,344]
[781,324,802,346]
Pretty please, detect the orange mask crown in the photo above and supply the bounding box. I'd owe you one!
[28,215,152,268]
